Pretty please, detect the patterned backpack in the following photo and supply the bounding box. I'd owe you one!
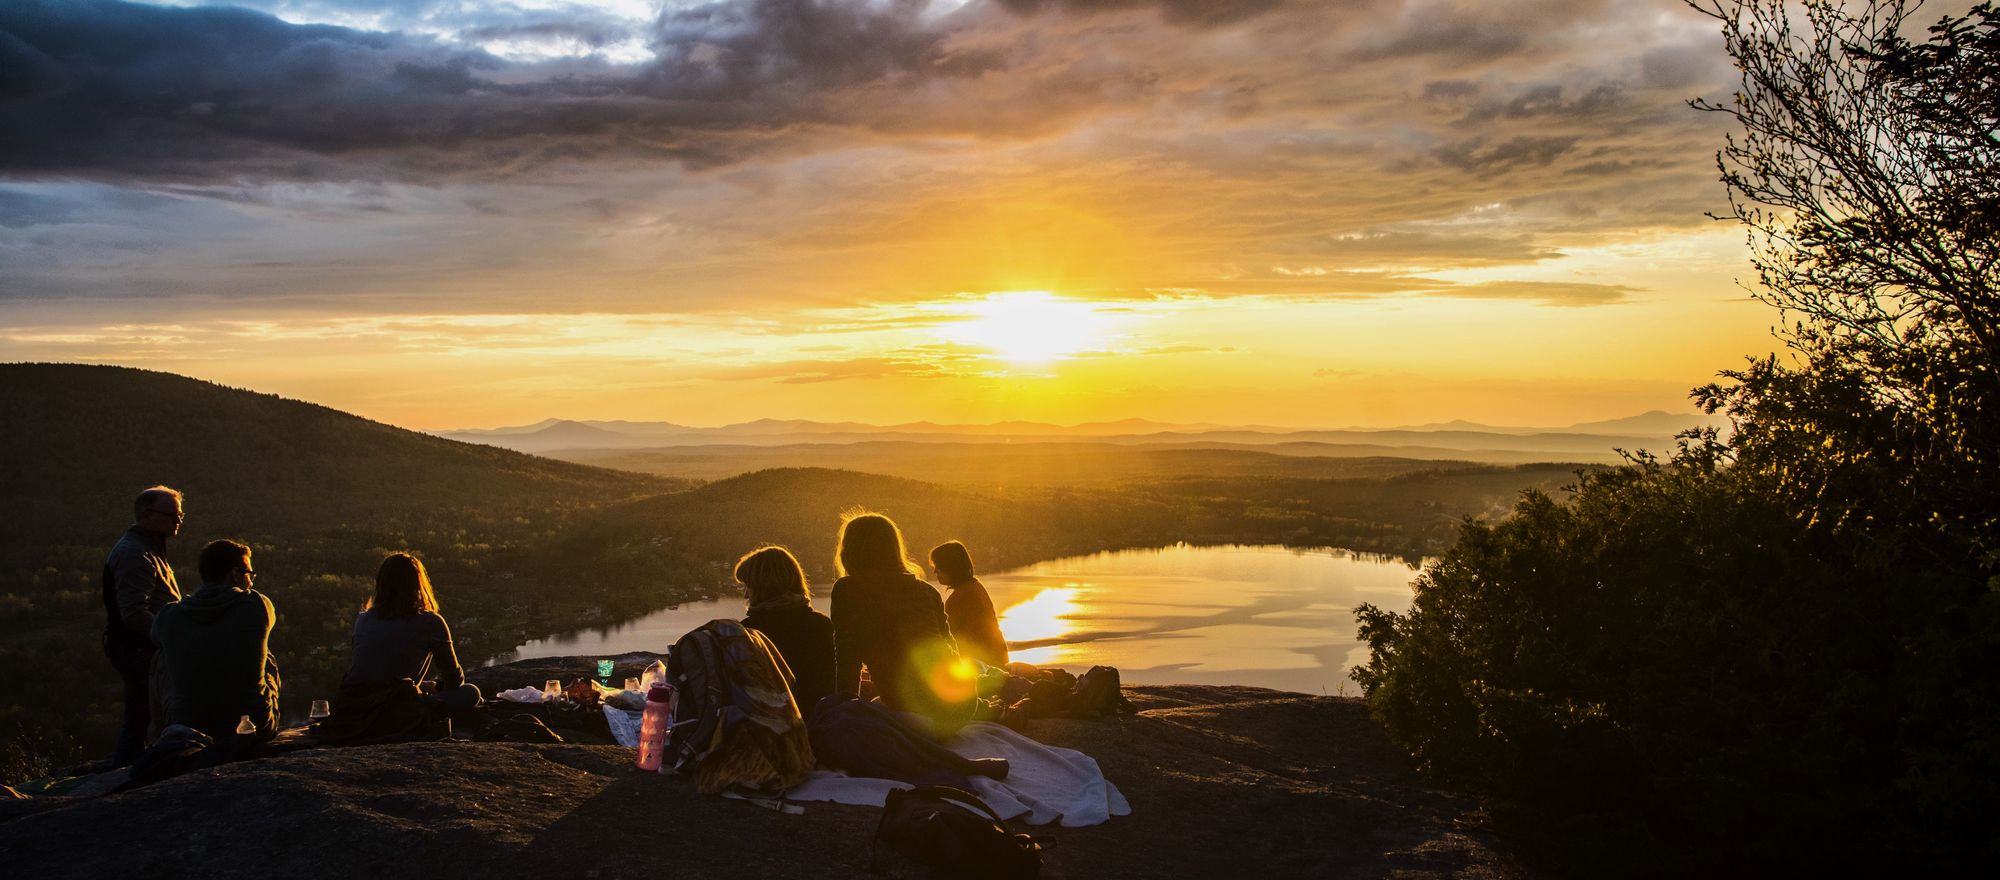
[666,619,815,794]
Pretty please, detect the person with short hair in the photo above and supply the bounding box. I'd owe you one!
[928,541,1009,669]
[151,539,281,740]
[831,512,974,731]
[736,545,835,717]
[343,553,481,721]
[102,485,184,766]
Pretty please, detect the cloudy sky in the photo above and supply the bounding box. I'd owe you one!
[1,0,1784,429]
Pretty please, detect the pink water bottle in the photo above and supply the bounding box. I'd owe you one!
[635,682,674,771]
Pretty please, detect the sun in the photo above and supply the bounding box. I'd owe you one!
[940,291,1120,365]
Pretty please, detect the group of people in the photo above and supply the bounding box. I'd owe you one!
[103,486,1009,765]
[734,512,1011,730]
[103,485,480,765]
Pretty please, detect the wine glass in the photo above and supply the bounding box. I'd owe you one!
[544,679,562,702]
[309,700,331,724]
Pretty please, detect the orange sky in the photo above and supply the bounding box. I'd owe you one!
[0,0,1785,429]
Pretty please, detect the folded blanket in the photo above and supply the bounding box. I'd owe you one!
[956,722,1130,827]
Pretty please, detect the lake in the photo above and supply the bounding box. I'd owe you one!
[488,544,1421,695]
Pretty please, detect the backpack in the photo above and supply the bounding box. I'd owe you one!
[666,619,816,794]
[1023,668,1077,718]
[1066,665,1135,718]
[869,784,1042,879]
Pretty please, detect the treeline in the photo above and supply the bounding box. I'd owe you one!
[1354,3,2000,873]
[545,463,1582,590]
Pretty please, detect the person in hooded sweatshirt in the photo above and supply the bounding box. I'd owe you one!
[151,539,281,740]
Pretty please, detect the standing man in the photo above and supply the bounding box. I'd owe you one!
[103,486,183,766]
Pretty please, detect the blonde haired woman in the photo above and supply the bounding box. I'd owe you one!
[830,512,974,731]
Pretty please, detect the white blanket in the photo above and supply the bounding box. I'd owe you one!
[783,721,1130,827]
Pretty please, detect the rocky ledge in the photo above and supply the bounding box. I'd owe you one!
[0,658,1525,879]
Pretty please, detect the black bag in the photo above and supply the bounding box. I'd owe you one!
[869,784,1041,880]
[1023,668,1076,718]
[1066,665,1135,718]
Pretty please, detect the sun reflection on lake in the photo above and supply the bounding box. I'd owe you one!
[497,546,1420,694]
[998,585,1082,665]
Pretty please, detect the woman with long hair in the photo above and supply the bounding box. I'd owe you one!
[830,512,975,731]
[737,545,835,716]
[344,552,482,719]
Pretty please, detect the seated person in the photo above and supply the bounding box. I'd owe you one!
[737,545,835,717]
[151,539,280,740]
[831,513,975,732]
[344,553,482,722]
[929,541,1009,668]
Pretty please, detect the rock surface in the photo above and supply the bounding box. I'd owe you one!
[0,660,1527,879]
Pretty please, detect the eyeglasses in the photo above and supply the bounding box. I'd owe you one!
[148,508,184,522]
[239,569,256,578]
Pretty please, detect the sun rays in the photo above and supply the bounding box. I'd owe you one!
[936,291,1124,366]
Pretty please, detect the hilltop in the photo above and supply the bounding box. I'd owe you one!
[0,656,1526,879]
[0,363,679,546]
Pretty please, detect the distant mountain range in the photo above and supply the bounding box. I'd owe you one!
[437,410,1727,459]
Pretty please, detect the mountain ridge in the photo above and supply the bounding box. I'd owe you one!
[435,411,1724,456]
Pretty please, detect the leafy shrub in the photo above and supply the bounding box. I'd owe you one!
[1356,368,2000,872]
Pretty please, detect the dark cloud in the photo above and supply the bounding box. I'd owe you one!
[639,0,1003,101]
[1456,83,1624,124]
[0,0,1001,182]
[0,0,1745,314]
[993,0,1291,28]
[1429,135,1579,172]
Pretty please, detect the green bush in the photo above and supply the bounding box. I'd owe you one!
[1356,355,2000,872]
[1359,3,2000,870]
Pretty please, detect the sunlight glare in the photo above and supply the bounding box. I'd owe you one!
[998,586,1082,644]
[940,292,1120,365]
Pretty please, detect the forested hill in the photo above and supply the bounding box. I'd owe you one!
[566,467,1187,583]
[561,462,1585,588]
[0,364,689,777]
[0,363,675,547]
